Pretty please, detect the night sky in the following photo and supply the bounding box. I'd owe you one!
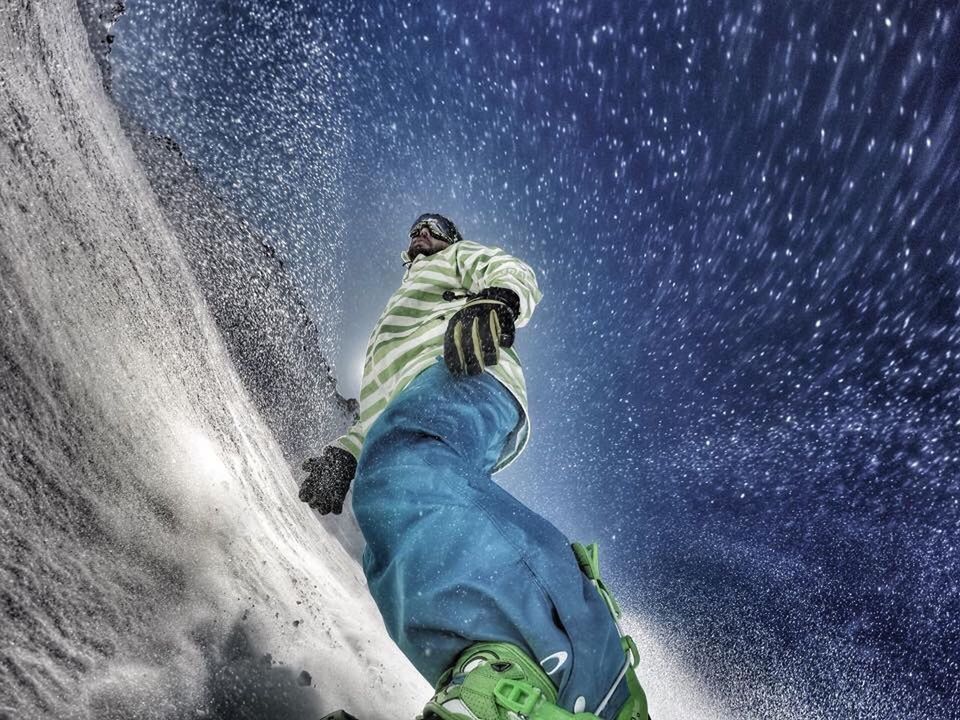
[111,1,959,715]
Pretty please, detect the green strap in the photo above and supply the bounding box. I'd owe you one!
[494,679,542,715]
[621,634,640,668]
[571,542,622,620]
[494,680,597,720]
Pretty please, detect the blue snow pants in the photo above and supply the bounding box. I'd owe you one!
[352,360,630,718]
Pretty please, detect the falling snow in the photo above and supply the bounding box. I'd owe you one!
[25,0,960,718]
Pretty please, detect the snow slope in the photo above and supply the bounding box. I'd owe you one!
[0,2,427,717]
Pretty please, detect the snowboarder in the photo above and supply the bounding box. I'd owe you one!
[300,213,648,720]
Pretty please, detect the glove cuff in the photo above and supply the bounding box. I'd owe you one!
[477,287,520,319]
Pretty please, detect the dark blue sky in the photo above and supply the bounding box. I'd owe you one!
[112,1,959,715]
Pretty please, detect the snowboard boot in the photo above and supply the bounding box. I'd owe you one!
[420,642,563,720]
[420,543,649,720]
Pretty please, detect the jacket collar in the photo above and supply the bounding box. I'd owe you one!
[400,242,457,268]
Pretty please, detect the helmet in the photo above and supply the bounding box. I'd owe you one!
[409,213,463,245]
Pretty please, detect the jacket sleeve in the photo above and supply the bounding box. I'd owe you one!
[330,424,363,463]
[457,242,543,327]
[328,347,375,462]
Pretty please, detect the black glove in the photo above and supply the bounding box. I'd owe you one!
[443,287,520,376]
[299,446,357,515]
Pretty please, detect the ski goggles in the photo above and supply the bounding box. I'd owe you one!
[409,216,457,245]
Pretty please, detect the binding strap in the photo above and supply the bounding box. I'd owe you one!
[571,542,623,622]
[571,542,647,719]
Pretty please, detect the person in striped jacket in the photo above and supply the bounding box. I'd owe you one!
[300,214,648,720]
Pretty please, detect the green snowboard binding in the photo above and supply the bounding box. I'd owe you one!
[419,543,648,720]
[321,542,648,720]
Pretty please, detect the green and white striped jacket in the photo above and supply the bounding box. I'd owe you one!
[333,240,542,472]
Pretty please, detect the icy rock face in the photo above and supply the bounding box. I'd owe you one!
[77,0,365,559]
[0,3,425,719]
[75,0,125,91]
[119,120,359,469]
[75,0,358,477]
[76,0,366,564]
[118,123,367,560]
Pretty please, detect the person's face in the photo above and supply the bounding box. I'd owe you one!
[407,223,451,260]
